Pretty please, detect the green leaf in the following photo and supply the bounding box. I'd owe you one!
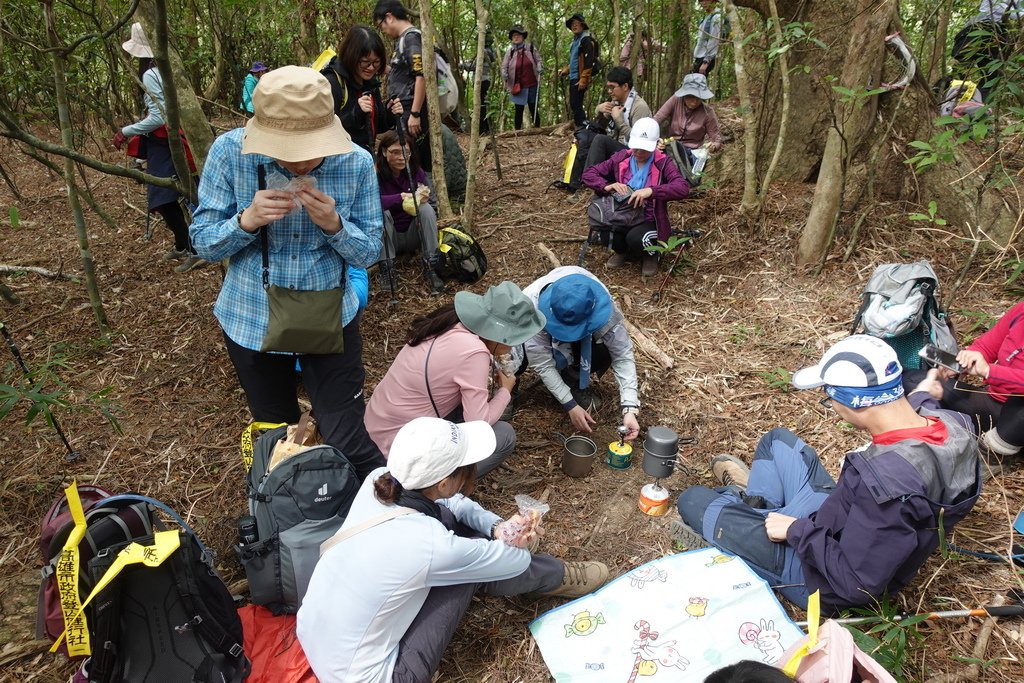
[8,206,18,228]
[907,141,932,151]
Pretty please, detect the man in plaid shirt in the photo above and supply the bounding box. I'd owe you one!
[192,66,385,479]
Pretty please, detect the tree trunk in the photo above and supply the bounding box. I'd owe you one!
[295,0,319,65]
[151,0,196,204]
[44,0,110,335]
[757,0,791,211]
[725,1,758,212]
[463,0,488,225]
[723,0,1019,258]
[417,0,454,222]
[928,0,953,84]
[798,0,890,265]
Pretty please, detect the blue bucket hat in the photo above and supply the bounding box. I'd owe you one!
[538,274,612,342]
[250,61,269,73]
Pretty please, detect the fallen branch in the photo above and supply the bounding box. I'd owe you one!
[0,640,50,667]
[495,124,569,138]
[536,242,561,269]
[0,264,76,281]
[624,320,675,369]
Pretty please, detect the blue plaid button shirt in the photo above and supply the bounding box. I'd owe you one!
[191,129,383,351]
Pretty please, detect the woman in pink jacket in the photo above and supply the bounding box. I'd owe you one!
[582,117,689,276]
[364,281,545,475]
[934,301,1024,466]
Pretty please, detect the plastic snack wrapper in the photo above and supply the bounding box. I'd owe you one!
[497,494,550,548]
[266,172,318,214]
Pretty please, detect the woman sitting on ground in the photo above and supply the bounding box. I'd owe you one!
[322,24,403,154]
[653,73,723,180]
[364,282,544,476]
[581,117,689,276]
[298,417,609,683]
[375,130,443,293]
[915,301,1024,472]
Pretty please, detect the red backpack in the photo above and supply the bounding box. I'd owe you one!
[35,485,152,655]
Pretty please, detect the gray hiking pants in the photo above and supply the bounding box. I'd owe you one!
[391,506,564,682]
[380,204,439,261]
[443,406,517,478]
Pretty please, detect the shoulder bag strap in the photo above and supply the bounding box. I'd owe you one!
[424,337,441,417]
[258,164,270,291]
[319,506,416,556]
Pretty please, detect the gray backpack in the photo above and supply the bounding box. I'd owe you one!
[236,421,358,615]
[850,261,958,368]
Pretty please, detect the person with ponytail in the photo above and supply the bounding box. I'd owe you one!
[364,281,544,476]
[298,417,609,682]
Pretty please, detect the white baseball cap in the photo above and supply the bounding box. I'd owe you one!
[792,335,903,390]
[628,117,660,152]
[387,418,496,490]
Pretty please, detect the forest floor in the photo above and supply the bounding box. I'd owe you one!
[0,125,1022,682]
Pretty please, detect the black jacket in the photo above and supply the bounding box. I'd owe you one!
[321,58,396,153]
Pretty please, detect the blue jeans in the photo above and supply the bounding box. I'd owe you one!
[676,428,835,607]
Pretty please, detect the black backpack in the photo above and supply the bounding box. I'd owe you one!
[432,226,488,283]
[42,487,249,683]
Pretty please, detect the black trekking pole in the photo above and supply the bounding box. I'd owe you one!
[0,321,81,461]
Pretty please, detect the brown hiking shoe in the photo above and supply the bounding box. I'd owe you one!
[641,254,659,276]
[606,252,628,269]
[711,454,750,490]
[541,561,609,598]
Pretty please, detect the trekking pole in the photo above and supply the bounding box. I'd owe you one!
[0,320,81,461]
[395,115,436,298]
[795,602,1024,628]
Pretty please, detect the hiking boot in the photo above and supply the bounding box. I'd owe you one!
[426,270,445,296]
[541,561,609,598]
[979,428,1021,481]
[174,255,208,273]
[669,519,710,550]
[641,254,659,277]
[711,454,750,490]
[605,252,628,269]
[162,247,188,261]
[378,261,397,292]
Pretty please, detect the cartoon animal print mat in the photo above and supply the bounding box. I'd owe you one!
[529,548,803,681]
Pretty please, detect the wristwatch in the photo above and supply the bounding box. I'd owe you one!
[409,111,421,118]
[622,406,640,416]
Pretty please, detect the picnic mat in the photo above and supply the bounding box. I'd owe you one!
[529,548,804,681]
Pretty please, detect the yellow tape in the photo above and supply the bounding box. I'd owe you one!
[51,481,91,656]
[563,142,577,184]
[52,531,181,652]
[782,590,820,676]
[240,422,287,472]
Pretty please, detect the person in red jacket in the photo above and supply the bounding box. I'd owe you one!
[582,117,689,276]
[929,301,1024,470]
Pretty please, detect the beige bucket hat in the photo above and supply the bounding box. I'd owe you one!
[241,66,352,161]
[122,22,153,58]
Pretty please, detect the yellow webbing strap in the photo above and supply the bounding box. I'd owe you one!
[240,422,287,472]
[51,530,181,652]
[438,226,477,254]
[51,482,91,656]
[782,590,821,676]
[562,142,578,184]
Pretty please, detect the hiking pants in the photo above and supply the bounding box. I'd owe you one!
[676,428,835,608]
[391,505,563,683]
[569,80,588,126]
[223,316,386,480]
[585,134,626,174]
[513,87,540,129]
[903,370,1024,447]
[600,221,658,256]
[400,107,432,172]
[380,205,439,261]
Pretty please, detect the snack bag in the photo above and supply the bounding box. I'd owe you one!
[497,495,550,548]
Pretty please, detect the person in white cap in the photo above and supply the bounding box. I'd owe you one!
[112,23,205,273]
[581,117,690,275]
[298,417,610,683]
[191,65,385,480]
[673,335,980,613]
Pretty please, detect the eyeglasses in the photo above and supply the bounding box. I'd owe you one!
[376,17,387,31]
[819,396,833,409]
[359,58,382,70]
[386,147,407,156]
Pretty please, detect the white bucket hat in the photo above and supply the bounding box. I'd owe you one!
[674,73,714,100]
[387,418,496,490]
[628,117,661,152]
[122,23,153,58]
[242,66,352,161]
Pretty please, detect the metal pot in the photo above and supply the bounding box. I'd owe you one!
[642,426,679,479]
[562,435,597,478]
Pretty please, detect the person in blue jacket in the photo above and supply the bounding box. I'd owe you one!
[674,335,980,612]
